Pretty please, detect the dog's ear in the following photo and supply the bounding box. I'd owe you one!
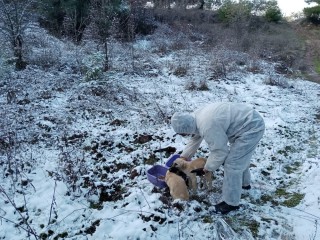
[190,168,205,176]
[169,166,177,173]
[176,159,186,168]
[174,159,182,165]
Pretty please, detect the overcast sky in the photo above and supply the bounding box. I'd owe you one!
[277,0,316,15]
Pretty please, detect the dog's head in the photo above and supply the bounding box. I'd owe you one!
[169,166,186,177]
[171,158,188,170]
[169,166,189,186]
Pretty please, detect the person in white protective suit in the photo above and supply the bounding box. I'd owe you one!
[171,102,265,214]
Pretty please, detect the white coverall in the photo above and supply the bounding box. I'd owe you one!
[171,102,265,206]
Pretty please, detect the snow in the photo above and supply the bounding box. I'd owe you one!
[0,29,320,240]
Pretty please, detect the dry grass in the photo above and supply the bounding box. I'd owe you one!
[291,20,320,83]
[153,9,312,80]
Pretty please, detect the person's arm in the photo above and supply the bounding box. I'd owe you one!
[204,127,229,172]
[180,135,203,159]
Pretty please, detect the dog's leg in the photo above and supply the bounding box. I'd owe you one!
[190,175,197,192]
[204,172,213,190]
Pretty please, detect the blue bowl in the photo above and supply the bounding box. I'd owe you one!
[147,165,169,188]
[165,154,181,167]
[165,154,191,167]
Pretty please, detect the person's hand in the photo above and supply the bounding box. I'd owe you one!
[179,156,189,161]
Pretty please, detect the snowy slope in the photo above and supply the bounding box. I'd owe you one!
[0,35,319,240]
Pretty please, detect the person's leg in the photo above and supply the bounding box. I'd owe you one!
[242,166,251,188]
[214,149,255,214]
[222,150,255,206]
[221,128,264,206]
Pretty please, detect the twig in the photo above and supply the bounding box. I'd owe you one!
[0,185,39,239]
[0,215,32,234]
[292,207,320,221]
[154,101,168,123]
[311,219,318,240]
[138,186,150,209]
[57,207,87,224]
[48,180,57,225]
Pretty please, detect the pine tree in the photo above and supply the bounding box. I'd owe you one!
[305,0,320,4]
[38,0,91,42]
[90,0,129,71]
[304,0,320,24]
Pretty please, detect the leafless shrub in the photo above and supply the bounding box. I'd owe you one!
[171,37,188,51]
[198,80,210,91]
[264,74,291,88]
[150,23,194,55]
[28,48,61,69]
[246,60,264,74]
[208,62,227,80]
[185,80,197,91]
[6,90,17,104]
[274,62,293,75]
[173,66,188,77]
[154,9,217,26]
[185,80,209,91]
[0,120,39,239]
[57,131,89,196]
[0,185,39,239]
[24,29,63,69]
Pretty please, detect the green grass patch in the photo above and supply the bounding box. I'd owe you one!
[314,58,320,74]
[282,193,305,207]
[224,216,260,238]
[202,215,214,223]
[275,188,290,198]
[89,202,103,210]
[243,220,260,238]
[260,194,273,203]
[275,188,305,208]
[284,162,301,174]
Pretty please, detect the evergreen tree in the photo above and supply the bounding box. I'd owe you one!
[90,0,128,71]
[38,0,91,42]
[305,0,320,4]
[38,0,65,37]
[304,0,320,24]
[63,0,91,42]
[264,0,282,22]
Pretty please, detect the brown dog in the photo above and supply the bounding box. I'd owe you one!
[172,157,213,193]
[165,170,189,201]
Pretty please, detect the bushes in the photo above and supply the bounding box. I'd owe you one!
[81,52,105,81]
[217,0,282,24]
[217,0,252,23]
[304,5,320,24]
[265,5,282,23]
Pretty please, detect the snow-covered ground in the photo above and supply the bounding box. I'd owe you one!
[0,28,319,240]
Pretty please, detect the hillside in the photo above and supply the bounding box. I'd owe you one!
[0,16,320,240]
[291,20,320,84]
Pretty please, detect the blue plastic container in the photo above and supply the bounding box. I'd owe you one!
[165,154,181,167]
[147,154,191,188]
[147,165,169,188]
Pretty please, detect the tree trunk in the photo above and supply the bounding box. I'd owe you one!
[13,35,26,70]
[104,40,109,71]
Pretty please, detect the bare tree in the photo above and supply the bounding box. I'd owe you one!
[0,0,34,70]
